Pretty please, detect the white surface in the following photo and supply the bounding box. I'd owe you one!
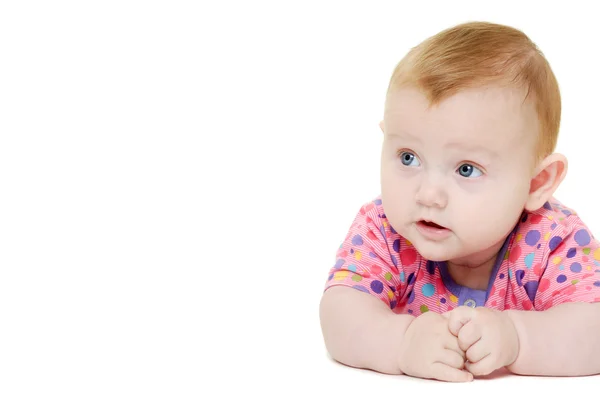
[1,0,600,398]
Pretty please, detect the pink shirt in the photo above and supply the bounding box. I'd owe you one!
[324,196,600,316]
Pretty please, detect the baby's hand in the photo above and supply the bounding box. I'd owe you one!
[397,311,473,382]
[444,306,519,377]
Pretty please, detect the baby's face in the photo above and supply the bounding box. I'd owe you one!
[380,85,539,263]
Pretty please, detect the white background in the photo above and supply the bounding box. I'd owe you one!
[1,1,599,398]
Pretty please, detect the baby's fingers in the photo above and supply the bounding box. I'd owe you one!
[465,356,497,377]
[438,349,466,370]
[431,362,474,383]
[447,307,475,336]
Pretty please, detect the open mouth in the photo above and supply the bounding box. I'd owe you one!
[416,220,451,239]
[419,220,446,230]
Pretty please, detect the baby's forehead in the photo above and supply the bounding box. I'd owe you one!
[385,86,539,145]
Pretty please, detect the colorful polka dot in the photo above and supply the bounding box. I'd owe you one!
[509,246,522,263]
[354,251,362,261]
[524,253,535,268]
[334,259,345,269]
[557,274,567,283]
[575,229,591,246]
[420,305,429,313]
[351,274,362,282]
[393,239,400,253]
[440,298,446,304]
[594,248,600,261]
[334,271,349,280]
[516,269,525,286]
[371,280,384,293]
[422,283,435,297]
[525,230,541,246]
[400,248,417,265]
[351,235,363,246]
[567,248,577,258]
[549,236,563,251]
[570,262,582,273]
[524,281,538,301]
[407,290,415,304]
[552,256,562,265]
[352,285,369,294]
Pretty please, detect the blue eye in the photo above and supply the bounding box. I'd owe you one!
[457,163,483,178]
[399,151,421,167]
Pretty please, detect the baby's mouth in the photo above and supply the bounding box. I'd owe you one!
[418,220,447,230]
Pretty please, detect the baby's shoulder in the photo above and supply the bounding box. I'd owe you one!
[517,198,585,236]
[514,197,596,259]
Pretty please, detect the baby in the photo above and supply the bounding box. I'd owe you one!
[319,21,600,382]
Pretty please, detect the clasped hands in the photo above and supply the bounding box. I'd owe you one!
[397,306,520,382]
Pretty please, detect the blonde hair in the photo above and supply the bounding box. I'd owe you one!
[386,21,561,160]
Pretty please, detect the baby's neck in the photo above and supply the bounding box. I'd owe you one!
[446,242,505,291]
[447,256,497,291]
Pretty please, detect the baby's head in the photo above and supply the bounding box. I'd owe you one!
[379,21,567,264]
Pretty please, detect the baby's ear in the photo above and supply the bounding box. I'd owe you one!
[379,120,384,133]
[525,153,568,212]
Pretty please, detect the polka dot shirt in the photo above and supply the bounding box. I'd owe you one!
[324,196,600,316]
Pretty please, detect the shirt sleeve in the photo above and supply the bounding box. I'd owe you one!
[534,219,600,310]
[323,200,405,309]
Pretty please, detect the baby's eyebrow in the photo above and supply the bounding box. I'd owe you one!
[386,131,420,142]
[445,142,498,158]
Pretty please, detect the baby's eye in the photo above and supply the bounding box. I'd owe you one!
[457,163,483,178]
[399,151,421,167]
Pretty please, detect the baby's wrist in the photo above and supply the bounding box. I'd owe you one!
[502,310,522,368]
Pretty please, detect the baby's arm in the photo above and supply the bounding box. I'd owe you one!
[319,286,413,375]
[504,216,600,376]
[506,302,600,376]
[320,286,472,381]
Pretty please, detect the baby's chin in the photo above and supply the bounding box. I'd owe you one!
[407,236,465,262]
